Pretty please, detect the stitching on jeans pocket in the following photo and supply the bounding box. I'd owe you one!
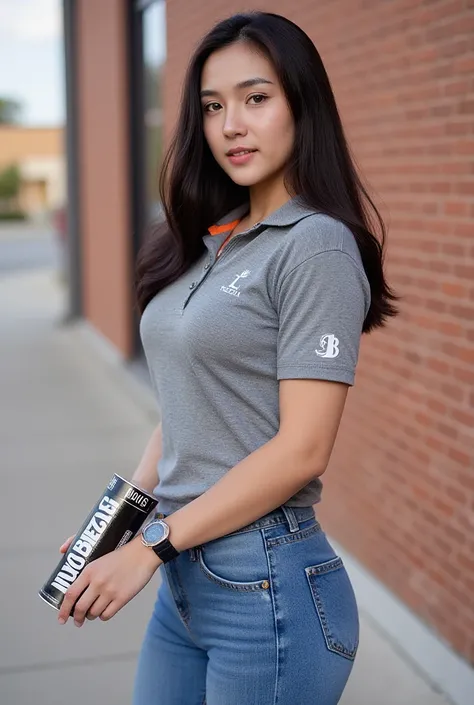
[266,520,321,547]
[198,549,269,592]
[305,557,359,661]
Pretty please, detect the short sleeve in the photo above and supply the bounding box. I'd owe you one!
[276,250,370,386]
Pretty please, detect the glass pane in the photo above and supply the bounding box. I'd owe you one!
[142,1,166,223]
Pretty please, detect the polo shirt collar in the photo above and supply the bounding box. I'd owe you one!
[260,196,317,227]
[207,203,249,236]
[207,196,316,236]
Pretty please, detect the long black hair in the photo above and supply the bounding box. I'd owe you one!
[135,11,398,330]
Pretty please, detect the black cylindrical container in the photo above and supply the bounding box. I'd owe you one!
[38,474,158,610]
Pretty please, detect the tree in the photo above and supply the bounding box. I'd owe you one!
[0,98,22,125]
[0,165,21,200]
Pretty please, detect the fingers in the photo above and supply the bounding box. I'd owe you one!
[98,601,119,622]
[86,595,113,621]
[57,573,89,624]
[69,585,101,627]
[59,535,74,554]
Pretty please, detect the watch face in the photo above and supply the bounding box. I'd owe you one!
[143,521,166,545]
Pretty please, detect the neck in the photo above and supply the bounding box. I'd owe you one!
[245,177,294,227]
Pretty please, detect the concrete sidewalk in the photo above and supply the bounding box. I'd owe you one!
[0,267,451,705]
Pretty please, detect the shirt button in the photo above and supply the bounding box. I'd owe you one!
[189,282,196,289]
[204,263,210,270]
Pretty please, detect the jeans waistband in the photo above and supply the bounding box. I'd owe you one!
[156,504,315,536]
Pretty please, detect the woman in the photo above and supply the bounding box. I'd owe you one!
[58,11,397,704]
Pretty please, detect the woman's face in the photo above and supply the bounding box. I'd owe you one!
[200,41,295,190]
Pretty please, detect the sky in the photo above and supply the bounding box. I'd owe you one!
[0,0,64,126]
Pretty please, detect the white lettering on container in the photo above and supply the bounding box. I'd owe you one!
[50,496,120,594]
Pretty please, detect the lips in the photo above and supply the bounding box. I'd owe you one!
[226,148,257,157]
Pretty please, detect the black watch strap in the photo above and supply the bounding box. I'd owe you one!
[152,538,180,564]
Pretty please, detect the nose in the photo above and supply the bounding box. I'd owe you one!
[222,106,247,139]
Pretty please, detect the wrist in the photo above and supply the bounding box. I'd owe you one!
[130,472,157,495]
[141,518,180,564]
[132,534,163,570]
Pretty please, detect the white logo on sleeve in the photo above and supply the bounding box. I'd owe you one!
[220,270,250,298]
[315,334,340,358]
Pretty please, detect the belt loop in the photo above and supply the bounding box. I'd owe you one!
[189,546,200,562]
[281,505,300,533]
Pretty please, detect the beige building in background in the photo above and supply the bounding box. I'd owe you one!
[0,126,65,218]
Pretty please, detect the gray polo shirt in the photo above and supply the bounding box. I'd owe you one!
[140,196,371,515]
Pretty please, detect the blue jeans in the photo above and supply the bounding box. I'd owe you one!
[133,506,359,705]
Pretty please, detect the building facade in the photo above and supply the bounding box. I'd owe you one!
[65,0,474,691]
[0,126,65,218]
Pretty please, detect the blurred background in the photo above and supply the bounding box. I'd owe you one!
[0,1,473,704]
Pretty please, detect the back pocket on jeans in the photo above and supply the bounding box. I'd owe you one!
[305,557,359,661]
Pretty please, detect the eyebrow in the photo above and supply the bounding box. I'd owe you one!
[200,77,274,98]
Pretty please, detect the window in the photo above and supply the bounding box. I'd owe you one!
[142,0,166,222]
[131,0,166,237]
[130,0,166,359]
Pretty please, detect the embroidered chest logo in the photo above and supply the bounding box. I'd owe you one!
[220,270,251,298]
[315,334,340,359]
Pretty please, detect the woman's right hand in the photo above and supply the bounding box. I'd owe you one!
[59,536,75,554]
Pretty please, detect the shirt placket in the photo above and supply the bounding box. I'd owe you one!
[182,222,264,309]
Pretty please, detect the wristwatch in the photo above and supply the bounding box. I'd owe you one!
[141,519,180,563]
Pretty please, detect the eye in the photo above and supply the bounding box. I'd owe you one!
[203,102,221,113]
[247,94,268,105]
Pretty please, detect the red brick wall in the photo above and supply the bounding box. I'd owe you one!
[77,0,133,357]
[165,1,474,662]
